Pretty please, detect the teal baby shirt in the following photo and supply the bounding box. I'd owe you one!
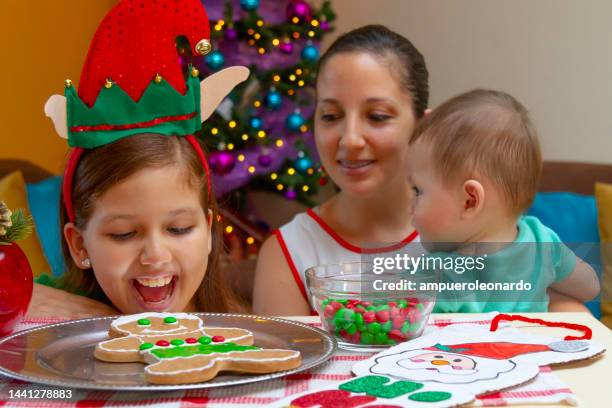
[432,216,577,313]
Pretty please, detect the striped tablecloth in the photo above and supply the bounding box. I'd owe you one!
[0,316,575,407]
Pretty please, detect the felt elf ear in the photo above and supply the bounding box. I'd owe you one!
[44,94,68,139]
[200,66,249,122]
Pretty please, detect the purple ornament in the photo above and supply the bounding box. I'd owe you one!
[320,21,330,31]
[287,0,312,21]
[225,27,238,40]
[285,189,297,200]
[258,154,272,167]
[279,41,294,54]
[209,151,235,175]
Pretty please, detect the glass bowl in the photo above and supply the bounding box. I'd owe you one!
[305,262,438,351]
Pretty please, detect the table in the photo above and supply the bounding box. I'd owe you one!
[0,312,610,407]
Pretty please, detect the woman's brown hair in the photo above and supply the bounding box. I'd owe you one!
[59,133,244,312]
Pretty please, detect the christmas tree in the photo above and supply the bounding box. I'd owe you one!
[179,0,335,253]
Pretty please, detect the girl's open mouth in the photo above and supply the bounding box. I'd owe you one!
[131,275,177,311]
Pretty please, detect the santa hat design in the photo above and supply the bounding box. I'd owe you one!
[426,340,589,360]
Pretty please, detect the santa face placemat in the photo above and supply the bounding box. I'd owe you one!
[343,323,605,407]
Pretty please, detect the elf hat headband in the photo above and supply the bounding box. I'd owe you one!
[44,0,249,224]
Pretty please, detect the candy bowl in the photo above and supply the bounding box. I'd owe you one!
[305,262,438,351]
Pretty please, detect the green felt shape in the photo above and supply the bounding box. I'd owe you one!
[339,375,423,399]
[408,391,452,402]
[66,73,201,148]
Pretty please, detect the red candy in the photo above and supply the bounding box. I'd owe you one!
[392,316,405,329]
[389,330,407,341]
[212,335,225,342]
[155,340,170,347]
[323,305,336,318]
[376,310,390,322]
[185,338,197,344]
[363,311,376,323]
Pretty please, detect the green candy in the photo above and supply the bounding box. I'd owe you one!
[366,306,377,311]
[354,313,364,326]
[398,300,408,308]
[170,339,184,346]
[417,303,425,312]
[137,319,151,326]
[361,332,374,344]
[367,322,381,334]
[376,305,390,311]
[375,332,389,344]
[198,336,212,345]
[338,299,348,305]
[357,323,366,332]
[345,323,357,335]
[343,309,355,322]
[322,298,331,307]
[381,321,393,333]
[401,321,411,333]
[139,342,154,350]
[387,339,397,345]
[164,316,177,324]
[334,308,346,321]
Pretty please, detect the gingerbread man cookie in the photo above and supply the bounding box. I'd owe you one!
[94,313,302,384]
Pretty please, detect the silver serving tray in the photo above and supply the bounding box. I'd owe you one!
[0,313,336,391]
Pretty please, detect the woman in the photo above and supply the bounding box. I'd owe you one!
[253,25,429,315]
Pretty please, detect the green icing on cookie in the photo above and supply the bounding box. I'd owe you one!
[137,319,151,326]
[150,342,259,359]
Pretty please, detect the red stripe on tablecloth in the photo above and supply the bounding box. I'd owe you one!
[286,373,353,381]
[330,355,372,361]
[199,396,278,404]
[478,388,573,400]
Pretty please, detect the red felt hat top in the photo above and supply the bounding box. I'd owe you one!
[77,0,210,107]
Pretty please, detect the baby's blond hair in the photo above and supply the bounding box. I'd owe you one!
[410,89,542,215]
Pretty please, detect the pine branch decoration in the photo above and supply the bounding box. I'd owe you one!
[0,204,33,245]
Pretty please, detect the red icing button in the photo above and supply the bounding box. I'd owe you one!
[185,338,197,344]
[211,335,225,342]
[156,340,170,347]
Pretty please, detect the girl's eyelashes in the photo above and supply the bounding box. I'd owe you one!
[108,231,135,241]
[319,112,341,122]
[168,226,195,235]
[369,113,392,122]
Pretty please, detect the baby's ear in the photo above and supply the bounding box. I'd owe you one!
[200,66,250,122]
[462,179,485,217]
[44,95,68,139]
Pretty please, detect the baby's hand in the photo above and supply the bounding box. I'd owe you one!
[28,283,118,319]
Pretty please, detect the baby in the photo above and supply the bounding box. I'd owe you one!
[407,89,599,312]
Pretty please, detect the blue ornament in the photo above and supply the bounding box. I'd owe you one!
[240,0,259,12]
[205,50,225,70]
[295,156,313,174]
[286,112,306,131]
[264,90,283,110]
[301,44,319,61]
[249,116,263,130]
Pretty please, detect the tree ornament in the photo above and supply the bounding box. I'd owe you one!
[225,27,238,40]
[265,89,283,110]
[209,151,236,175]
[287,0,312,22]
[0,203,34,337]
[301,43,319,61]
[286,111,306,131]
[240,0,260,12]
[249,116,263,130]
[205,50,225,70]
[279,40,294,54]
[285,188,297,200]
[295,156,313,174]
[258,154,272,167]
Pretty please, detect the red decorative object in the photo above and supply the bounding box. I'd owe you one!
[185,337,198,344]
[0,243,33,337]
[155,340,170,347]
[78,0,210,106]
[212,335,225,343]
[490,313,592,341]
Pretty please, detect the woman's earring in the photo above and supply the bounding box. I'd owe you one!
[81,258,91,268]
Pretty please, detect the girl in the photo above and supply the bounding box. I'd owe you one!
[253,25,429,315]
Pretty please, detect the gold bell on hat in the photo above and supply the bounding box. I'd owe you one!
[64,79,73,88]
[195,39,212,55]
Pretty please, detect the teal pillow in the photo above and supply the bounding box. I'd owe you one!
[26,176,64,277]
[527,192,601,317]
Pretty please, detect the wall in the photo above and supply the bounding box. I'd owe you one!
[0,0,117,174]
[324,0,612,163]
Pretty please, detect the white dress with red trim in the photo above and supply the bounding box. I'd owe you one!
[275,208,419,303]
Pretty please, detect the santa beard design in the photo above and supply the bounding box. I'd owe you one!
[369,349,516,383]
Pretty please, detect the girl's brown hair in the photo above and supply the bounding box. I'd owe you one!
[59,133,244,312]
